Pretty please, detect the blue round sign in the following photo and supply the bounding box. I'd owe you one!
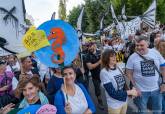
[18,105,41,114]
[34,20,79,68]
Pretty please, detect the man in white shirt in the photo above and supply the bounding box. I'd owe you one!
[126,36,165,114]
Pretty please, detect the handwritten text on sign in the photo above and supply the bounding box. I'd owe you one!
[22,26,50,52]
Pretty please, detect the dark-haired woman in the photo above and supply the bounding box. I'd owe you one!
[100,49,138,114]
[54,66,95,114]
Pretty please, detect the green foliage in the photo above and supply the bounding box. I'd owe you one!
[126,0,152,16]
[67,6,81,28]
[58,0,67,20]
[67,0,165,33]
[157,0,165,23]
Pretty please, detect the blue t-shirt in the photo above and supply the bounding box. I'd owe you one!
[47,75,64,104]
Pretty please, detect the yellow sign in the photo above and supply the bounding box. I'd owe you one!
[16,50,31,59]
[22,26,50,52]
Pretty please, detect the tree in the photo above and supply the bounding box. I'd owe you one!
[67,0,165,33]
[67,6,82,28]
[58,0,67,20]
[126,0,152,17]
[68,0,121,32]
[157,0,165,23]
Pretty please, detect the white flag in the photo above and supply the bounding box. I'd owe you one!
[77,7,84,31]
[110,4,119,24]
[142,0,156,28]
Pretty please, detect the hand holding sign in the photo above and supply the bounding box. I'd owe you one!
[22,26,50,52]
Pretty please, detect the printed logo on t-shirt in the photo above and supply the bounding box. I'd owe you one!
[114,74,125,90]
[140,60,155,77]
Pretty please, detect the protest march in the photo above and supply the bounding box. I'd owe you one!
[0,0,165,114]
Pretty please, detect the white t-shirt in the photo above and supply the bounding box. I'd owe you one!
[126,49,165,92]
[63,84,88,114]
[100,68,127,109]
[112,44,119,52]
[12,76,18,90]
[118,43,124,51]
[37,61,48,82]
[103,45,113,50]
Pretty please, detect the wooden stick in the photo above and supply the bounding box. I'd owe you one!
[63,77,68,102]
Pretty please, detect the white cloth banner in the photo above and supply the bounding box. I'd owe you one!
[0,48,11,56]
[77,7,84,31]
[0,0,27,56]
[111,4,119,24]
[117,17,141,39]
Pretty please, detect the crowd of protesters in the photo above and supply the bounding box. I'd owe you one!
[0,24,165,114]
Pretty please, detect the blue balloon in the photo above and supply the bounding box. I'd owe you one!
[34,20,80,68]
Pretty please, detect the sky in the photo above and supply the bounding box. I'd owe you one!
[25,0,85,27]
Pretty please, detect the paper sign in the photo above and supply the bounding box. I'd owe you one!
[22,26,50,52]
[16,50,31,59]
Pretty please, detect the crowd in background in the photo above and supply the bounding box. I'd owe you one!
[0,24,165,114]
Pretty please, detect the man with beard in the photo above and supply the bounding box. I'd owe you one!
[86,42,104,109]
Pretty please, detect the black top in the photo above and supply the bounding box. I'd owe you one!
[82,53,90,77]
[124,41,135,63]
[33,99,41,105]
[30,58,39,72]
[86,50,101,80]
[47,75,64,104]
